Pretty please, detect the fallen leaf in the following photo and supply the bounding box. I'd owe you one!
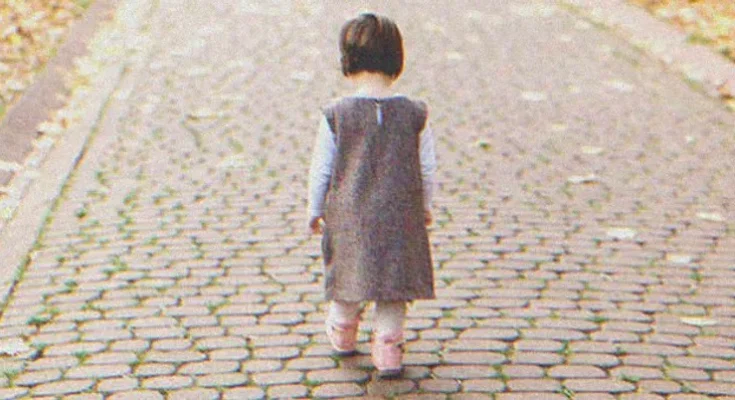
[0,199,19,220]
[551,123,568,132]
[607,227,637,240]
[474,139,491,150]
[0,161,21,172]
[465,10,485,21]
[37,121,64,135]
[521,91,547,102]
[217,156,248,169]
[567,174,598,184]
[34,137,55,150]
[6,79,26,92]
[581,146,604,155]
[510,5,556,18]
[697,212,725,222]
[290,71,313,82]
[446,51,464,61]
[575,20,592,30]
[187,108,221,120]
[185,66,210,77]
[678,7,699,24]
[604,80,635,92]
[667,254,693,264]
[681,317,718,327]
[0,338,29,356]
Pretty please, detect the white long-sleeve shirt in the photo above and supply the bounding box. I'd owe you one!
[308,114,437,219]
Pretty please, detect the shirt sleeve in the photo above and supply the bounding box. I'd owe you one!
[307,115,337,218]
[420,123,437,210]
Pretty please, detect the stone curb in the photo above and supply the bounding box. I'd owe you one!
[0,0,117,184]
[0,0,155,310]
[0,0,116,234]
[561,0,735,101]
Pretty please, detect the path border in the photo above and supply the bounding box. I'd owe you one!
[561,0,735,101]
[0,0,155,309]
[0,0,117,184]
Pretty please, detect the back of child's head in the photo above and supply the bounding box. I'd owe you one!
[339,13,404,79]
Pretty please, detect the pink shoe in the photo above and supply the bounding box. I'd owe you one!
[326,320,358,356]
[372,332,403,378]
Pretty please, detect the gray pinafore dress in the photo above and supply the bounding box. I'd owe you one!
[321,96,435,302]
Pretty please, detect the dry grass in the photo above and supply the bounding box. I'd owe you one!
[0,0,91,118]
[630,0,735,61]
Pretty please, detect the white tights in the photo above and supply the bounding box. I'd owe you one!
[329,300,406,337]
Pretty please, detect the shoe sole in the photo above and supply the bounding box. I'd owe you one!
[377,368,402,379]
[332,349,358,357]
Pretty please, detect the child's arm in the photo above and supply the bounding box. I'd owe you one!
[307,115,337,234]
[419,123,437,226]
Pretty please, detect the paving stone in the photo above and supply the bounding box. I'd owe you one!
[251,371,303,386]
[66,364,131,379]
[13,369,63,386]
[166,388,220,400]
[266,384,309,399]
[152,339,193,351]
[461,379,506,392]
[25,356,79,371]
[496,394,568,400]
[108,391,164,400]
[366,379,417,397]
[419,378,461,393]
[306,368,370,383]
[134,363,177,377]
[141,375,194,390]
[221,387,266,400]
[442,351,506,365]
[178,360,239,375]
[432,365,497,379]
[196,373,249,387]
[666,367,711,381]
[688,382,735,396]
[511,352,565,366]
[32,379,95,396]
[638,379,682,394]
[208,348,251,361]
[502,365,545,378]
[97,376,139,393]
[311,383,365,398]
[145,351,206,363]
[507,378,562,392]
[619,395,665,400]
[194,336,246,350]
[253,346,301,359]
[286,357,336,371]
[563,379,636,393]
[667,356,735,371]
[0,388,29,399]
[548,365,607,379]
[241,360,283,373]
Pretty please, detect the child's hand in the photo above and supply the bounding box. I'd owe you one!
[424,210,432,226]
[308,216,324,235]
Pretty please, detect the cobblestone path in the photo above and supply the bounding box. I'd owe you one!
[1,0,735,399]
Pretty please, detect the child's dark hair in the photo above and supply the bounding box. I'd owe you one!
[339,13,404,78]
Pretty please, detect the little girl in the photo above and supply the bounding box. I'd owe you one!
[307,13,436,378]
